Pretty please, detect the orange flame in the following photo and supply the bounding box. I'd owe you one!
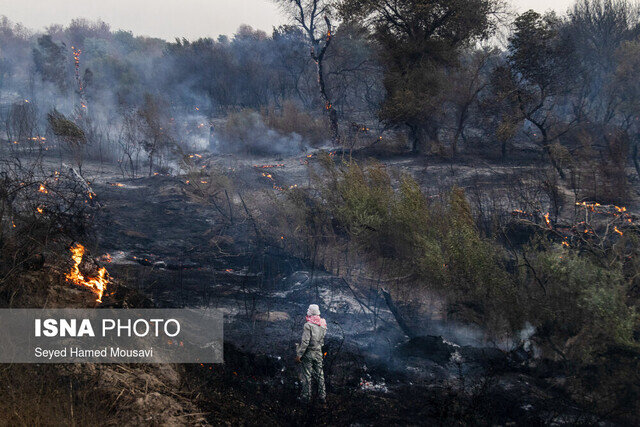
[253,164,285,169]
[65,243,109,303]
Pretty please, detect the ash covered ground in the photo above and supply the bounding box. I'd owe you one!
[71,150,611,425]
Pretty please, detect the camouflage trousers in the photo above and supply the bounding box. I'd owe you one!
[300,350,326,401]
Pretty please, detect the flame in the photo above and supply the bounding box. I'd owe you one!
[544,213,551,228]
[39,184,48,194]
[259,170,298,191]
[253,164,285,169]
[71,46,84,93]
[614,226,623,236]
[36,206,44,214]
[65,243,109,303]
[576,201,601,212]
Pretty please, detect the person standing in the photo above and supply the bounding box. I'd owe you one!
[296,304,327,403]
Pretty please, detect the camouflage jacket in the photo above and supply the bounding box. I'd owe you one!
[296,321,326,357]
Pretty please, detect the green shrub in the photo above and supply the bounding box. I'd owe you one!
[290,159,514,333]
[521,241,638,362]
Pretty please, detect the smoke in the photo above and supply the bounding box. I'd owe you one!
[427,319,486,348]
[214,110,305,156]
[518,322,536,352]
[0,17,323,167]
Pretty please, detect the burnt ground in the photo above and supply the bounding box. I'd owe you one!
[82,152,622,425]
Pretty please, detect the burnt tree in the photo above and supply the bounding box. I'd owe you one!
[276,0,340,143]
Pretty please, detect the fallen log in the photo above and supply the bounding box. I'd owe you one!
[63,163,94,196]
[63,163,100,207]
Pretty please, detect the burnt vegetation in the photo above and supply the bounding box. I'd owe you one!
[1,0,640,424]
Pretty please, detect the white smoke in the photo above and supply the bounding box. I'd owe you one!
[214,111,304,156]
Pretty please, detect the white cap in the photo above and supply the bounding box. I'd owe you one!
[307,304,320,316]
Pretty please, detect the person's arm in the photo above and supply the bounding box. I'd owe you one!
[296,323,311,358]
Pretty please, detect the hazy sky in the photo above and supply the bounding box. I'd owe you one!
[0,0,577,41]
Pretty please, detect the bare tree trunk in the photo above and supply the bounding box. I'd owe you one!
[312,16,339,144]
[283,1,339,142]
[316,53,339,142]
[408,124,419,153]
[533,122,566,180]
[381,288,418,339]
[633,139,640,180]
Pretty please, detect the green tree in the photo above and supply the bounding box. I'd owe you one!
[340,0,502,152]
[493,11,579,178]
[32,35,69,93]
[613,39,640,179]
[137,94,174,176]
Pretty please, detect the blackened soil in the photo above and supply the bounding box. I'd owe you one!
[91,172,610,426]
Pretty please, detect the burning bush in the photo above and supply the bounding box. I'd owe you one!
[65,243,109,302]
[0,155,96,303]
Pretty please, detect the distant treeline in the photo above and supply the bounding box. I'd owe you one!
[1,0,640,176]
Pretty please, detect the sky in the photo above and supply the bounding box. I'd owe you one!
[0,0,578,41]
